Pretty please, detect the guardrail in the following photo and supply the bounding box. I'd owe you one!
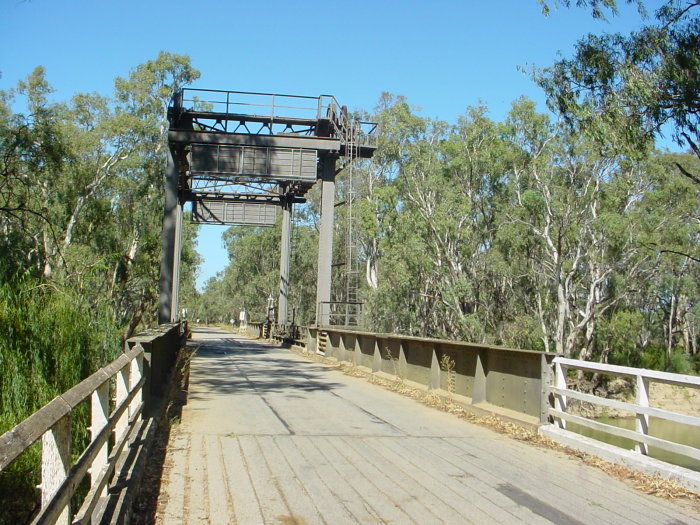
[249,323,557,425]
[545,357,700,465]
[0,322,187,524]
[175,88,378,148]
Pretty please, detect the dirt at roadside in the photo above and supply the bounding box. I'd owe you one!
[650,382,700,417]
[566,378,700,419]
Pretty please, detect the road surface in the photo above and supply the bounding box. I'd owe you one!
[155,327,699,524]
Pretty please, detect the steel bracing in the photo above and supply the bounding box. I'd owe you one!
[158,89,377,327]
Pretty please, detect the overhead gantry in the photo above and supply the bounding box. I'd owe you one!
[158,89,377,326]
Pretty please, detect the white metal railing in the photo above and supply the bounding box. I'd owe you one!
[548,357,700,463]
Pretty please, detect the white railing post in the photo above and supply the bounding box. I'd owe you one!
[130,350,144,418]
[41,414,71,525]
[115,364,130,443]
[635,374,650,455]
[554,360,568,429]
[91,381,109,489]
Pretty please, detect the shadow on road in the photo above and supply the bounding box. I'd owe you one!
[187,333,343,399]
[130,340,198,524]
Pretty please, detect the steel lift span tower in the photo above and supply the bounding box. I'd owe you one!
[158,89,377,326]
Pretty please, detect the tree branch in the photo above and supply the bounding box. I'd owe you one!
[675,162,700,186]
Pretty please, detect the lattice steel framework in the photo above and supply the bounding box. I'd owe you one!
[158,89,377,327]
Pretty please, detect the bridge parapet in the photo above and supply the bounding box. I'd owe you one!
[0,322,188,524]
[316,327,556,425]
[249,323,558,426]
[248,323,700,491]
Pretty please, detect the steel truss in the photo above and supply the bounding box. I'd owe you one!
[159,88,377,327]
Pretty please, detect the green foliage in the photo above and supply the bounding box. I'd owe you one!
[0,52,202,519]
[184,86,696,373]
[351,93,699,371]
[535,1,700,184]
[0,271,120,432]
[0,271,121,523]
[538,0,645,20]
[668,348,694,375]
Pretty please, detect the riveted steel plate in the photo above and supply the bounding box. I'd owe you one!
[190,144,317,182]
[192,199,277,226]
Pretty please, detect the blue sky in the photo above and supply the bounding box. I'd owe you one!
[1,0,671,289]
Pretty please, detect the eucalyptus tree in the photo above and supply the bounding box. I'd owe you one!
[502,99,657,358]
[537,0,700,183]
[0,52,200,335]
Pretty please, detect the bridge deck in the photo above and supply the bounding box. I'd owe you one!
[155,328,699,524]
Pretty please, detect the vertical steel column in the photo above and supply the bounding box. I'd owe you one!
[158,146,181,325]
[277,197,292,326]
[171,203,183,320]
[316,157,337,325]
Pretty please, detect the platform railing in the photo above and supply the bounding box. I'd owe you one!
[0,322,187,524]
[546,357,700,464]
[176,89,378,147]
[180,88,322,122]
[317,301,363,327]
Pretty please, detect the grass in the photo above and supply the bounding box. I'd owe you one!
[439,353,456,395]
[0,276,122,524]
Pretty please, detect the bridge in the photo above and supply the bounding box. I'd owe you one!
[2,322,698,524]
[154,327,699,525]
[1,89,699,524]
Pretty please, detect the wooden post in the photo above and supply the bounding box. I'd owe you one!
[130,350,144,418]
[91,382,110,489]
[42,414,71,525]
[115,364,130,443]
[554,361,568,429]
[635,375,650,455]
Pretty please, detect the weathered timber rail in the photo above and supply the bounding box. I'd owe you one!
[542,357,700,490]
[0,322,187,524]
[248,322,700,491]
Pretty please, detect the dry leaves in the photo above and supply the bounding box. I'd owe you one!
[289,344,700,506]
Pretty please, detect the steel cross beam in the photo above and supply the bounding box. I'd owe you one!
[159,88,377,326]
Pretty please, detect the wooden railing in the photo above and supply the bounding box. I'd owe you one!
[547,357,700,464]
[0,322,186,524]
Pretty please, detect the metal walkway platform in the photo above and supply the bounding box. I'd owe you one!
[155,328,699,524]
